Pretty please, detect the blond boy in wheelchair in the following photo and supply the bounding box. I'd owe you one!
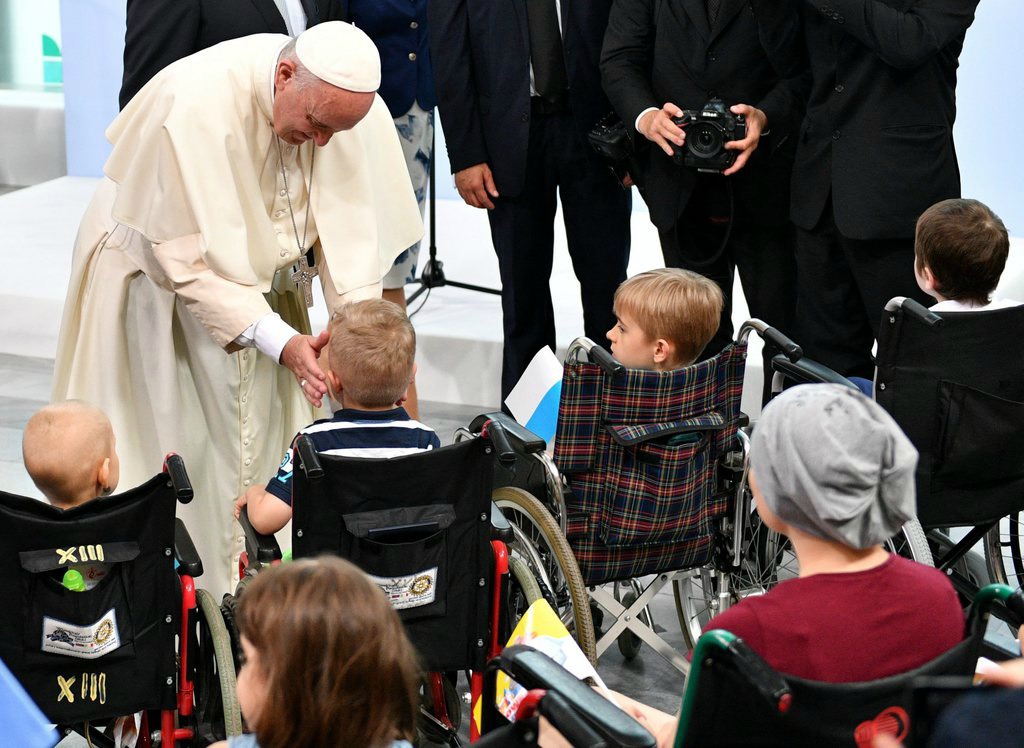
[234,299,440,535]
[605,268,724,371]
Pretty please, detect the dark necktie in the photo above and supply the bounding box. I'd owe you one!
[526,0,569,102]
[707,0,721,25]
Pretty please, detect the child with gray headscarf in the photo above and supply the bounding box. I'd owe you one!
[614,384,964,748]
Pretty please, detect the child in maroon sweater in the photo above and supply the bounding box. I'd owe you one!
[618,384,962,747]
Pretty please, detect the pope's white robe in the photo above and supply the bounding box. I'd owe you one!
[51,34,422,596]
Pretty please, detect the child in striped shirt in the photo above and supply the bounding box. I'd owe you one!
[235,299,439,535]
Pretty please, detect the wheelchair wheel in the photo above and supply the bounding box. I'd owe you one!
[192,588,244,741]
[508,553,545,623]
[493,487,597,664]
[985,513,1024,591]
[886,518,933,565]
[675,508,799,651]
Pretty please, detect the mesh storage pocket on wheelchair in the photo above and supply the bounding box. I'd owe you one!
[342,504,455,621]
[595,415,726,547]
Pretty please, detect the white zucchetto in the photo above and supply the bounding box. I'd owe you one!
[295,21,381,93]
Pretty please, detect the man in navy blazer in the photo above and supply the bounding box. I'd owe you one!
[429,0,632,402]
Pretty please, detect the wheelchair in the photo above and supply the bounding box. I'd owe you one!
[474,584,1024,747]
[0,456,240,747]
[771,297,1024,620]
[673,583,1024,746]
[461,321,820,674]
[235,425,544,746]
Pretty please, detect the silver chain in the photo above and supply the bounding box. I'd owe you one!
[275,137,316,255]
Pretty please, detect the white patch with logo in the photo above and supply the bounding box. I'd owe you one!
[41,609,121,659]
[369,567,438,610]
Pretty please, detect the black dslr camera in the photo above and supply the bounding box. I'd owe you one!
[671,98,746,173]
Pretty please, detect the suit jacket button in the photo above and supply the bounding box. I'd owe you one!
[522,112,529,122]
[832,129,841,140]
[836,14,845,23]
[408,52,417,61]
[834,83,844,93]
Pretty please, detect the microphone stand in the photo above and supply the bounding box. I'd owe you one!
[406,128,501,305]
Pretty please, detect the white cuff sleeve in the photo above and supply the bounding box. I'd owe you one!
[234,313,299,363]
[635,107,659,133]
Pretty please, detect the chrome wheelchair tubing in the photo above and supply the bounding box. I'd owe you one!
[729,429,753,568]
[534,451,568,534]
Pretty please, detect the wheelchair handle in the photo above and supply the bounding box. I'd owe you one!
[295,434,324,479]
[1006,588,1024,626]
[163,453,194,503]
[569,337,626,377]
[885,296,944,328]
[763,326,802,362]
[588,343,626,378]
[484,419,518,465]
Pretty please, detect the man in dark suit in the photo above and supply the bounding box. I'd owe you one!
[120,0,340,108]
[601,0,805,361]
[428,0,632,402]
[791,0,979,378]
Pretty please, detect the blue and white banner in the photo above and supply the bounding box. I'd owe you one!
[504,347,563,446]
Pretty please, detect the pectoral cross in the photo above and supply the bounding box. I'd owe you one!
[291,253,318,308]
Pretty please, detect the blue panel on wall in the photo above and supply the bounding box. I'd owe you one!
[60,0,124,177]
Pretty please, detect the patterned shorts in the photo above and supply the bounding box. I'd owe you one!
[384,102,434,289]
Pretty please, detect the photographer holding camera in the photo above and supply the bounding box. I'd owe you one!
[601,0,805,371]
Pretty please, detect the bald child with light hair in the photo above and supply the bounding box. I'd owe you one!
[22,400,120,509]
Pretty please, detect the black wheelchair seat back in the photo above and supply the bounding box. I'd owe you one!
[291,436,495,672]
[0,475,179,723]
[875,304,1024,527]
[683,636,976,747]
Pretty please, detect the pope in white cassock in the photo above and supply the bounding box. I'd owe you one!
[51,22,423,596]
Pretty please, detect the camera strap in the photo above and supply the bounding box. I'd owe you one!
[686,179,735,269]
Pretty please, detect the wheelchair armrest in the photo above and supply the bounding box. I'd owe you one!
[538,690,609,747]
[294,435,324,479]
[174,518,204,578]
[238,507,283,565]
[471,412,547,455]
[496,645,657,747]
[490,501,514,543]
[770,354,860,390]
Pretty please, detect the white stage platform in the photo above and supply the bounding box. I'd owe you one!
[4,177,1023,415]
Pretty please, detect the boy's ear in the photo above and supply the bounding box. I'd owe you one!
[97,457,113,496]
[918,263,938,293]
[326,369,343,404]
[396,365,417,406]
[652,338,674,365]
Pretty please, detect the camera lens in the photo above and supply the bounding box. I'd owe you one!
[688,123,723,157]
